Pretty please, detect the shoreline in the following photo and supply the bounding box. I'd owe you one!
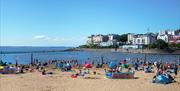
[76,48,180,55]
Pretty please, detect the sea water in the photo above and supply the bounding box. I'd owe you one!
[0,46,180,64]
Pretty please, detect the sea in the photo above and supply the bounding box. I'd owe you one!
[0,46,180,64]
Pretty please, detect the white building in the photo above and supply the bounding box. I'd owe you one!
[100,40,118,47]
[127,33,135,44]
[122,45,141,49]
[92,35,104,44]
[128,33,156,45]
[157,30,174,43]
[107,34,119,41]
[87,35,108,45]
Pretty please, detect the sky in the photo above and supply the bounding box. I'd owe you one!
[0,0,180,47]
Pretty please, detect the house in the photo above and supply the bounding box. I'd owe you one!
[127,33,156,45]
[169,35,180,44]
[157,30,170,43]
[87,34,108,45]
[157,30,179,43]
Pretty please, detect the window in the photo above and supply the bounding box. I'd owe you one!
[142,39,145,43]
[137,39,140,43]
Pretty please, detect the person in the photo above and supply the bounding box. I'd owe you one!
[93,71,96,75]
[42,69,46,75]
[134,62,139,71]
[118,66,121,72]
[174,64,178,76]
[128,68,134,73]
[16,66,21,73]
[20,66,23,73]
[104,69,107,73]
[156,69,162,76]
[165,72,174,82]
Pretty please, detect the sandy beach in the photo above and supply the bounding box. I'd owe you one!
[0,68,180,91]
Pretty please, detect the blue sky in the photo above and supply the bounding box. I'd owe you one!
[0,0,180,46]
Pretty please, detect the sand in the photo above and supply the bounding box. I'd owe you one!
[0,69,180,91]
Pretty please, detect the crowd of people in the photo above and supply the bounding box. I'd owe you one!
[0,58,179,84]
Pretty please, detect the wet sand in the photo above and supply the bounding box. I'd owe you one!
[0,69,180,91]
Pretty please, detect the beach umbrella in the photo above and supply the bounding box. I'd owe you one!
[66,63,71,67]
[66,63,72,70]
[108,62,117,69]
[85,63,92,68]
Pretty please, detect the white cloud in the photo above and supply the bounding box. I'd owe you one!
[32,35,86,46]
[33,35,48,40]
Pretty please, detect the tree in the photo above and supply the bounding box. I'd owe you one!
[169,44,180,49]
[154,39,168,49]
[79,45,90,48]
[148,43,156,49]
[117,34,128,43]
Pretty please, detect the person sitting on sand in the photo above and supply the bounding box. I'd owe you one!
[128,68,134,73]
[112,69,116,73]
[118,66,122,72]
[28,65,34,72]
[93,71,96,75]
[16,66,21,73]
[104,69,107,73]
[164,72,174,81]
[78,69,85,76]
[156,69,163,76]
[42,69,46,75]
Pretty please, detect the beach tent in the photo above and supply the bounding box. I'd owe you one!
[108,62,117,69]
[85,63,92,68]
[66,63,71,67]
[153,75,173,84]
[65,63,72,70]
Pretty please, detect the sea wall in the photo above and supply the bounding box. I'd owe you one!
[77,48,180,54]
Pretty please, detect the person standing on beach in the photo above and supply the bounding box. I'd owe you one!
[174,64,178,76]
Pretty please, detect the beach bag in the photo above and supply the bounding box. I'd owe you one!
[105,72,112,78]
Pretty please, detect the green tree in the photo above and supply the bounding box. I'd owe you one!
[154,39,168,49]
[169,44,180,49]
[117,34,128,42]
